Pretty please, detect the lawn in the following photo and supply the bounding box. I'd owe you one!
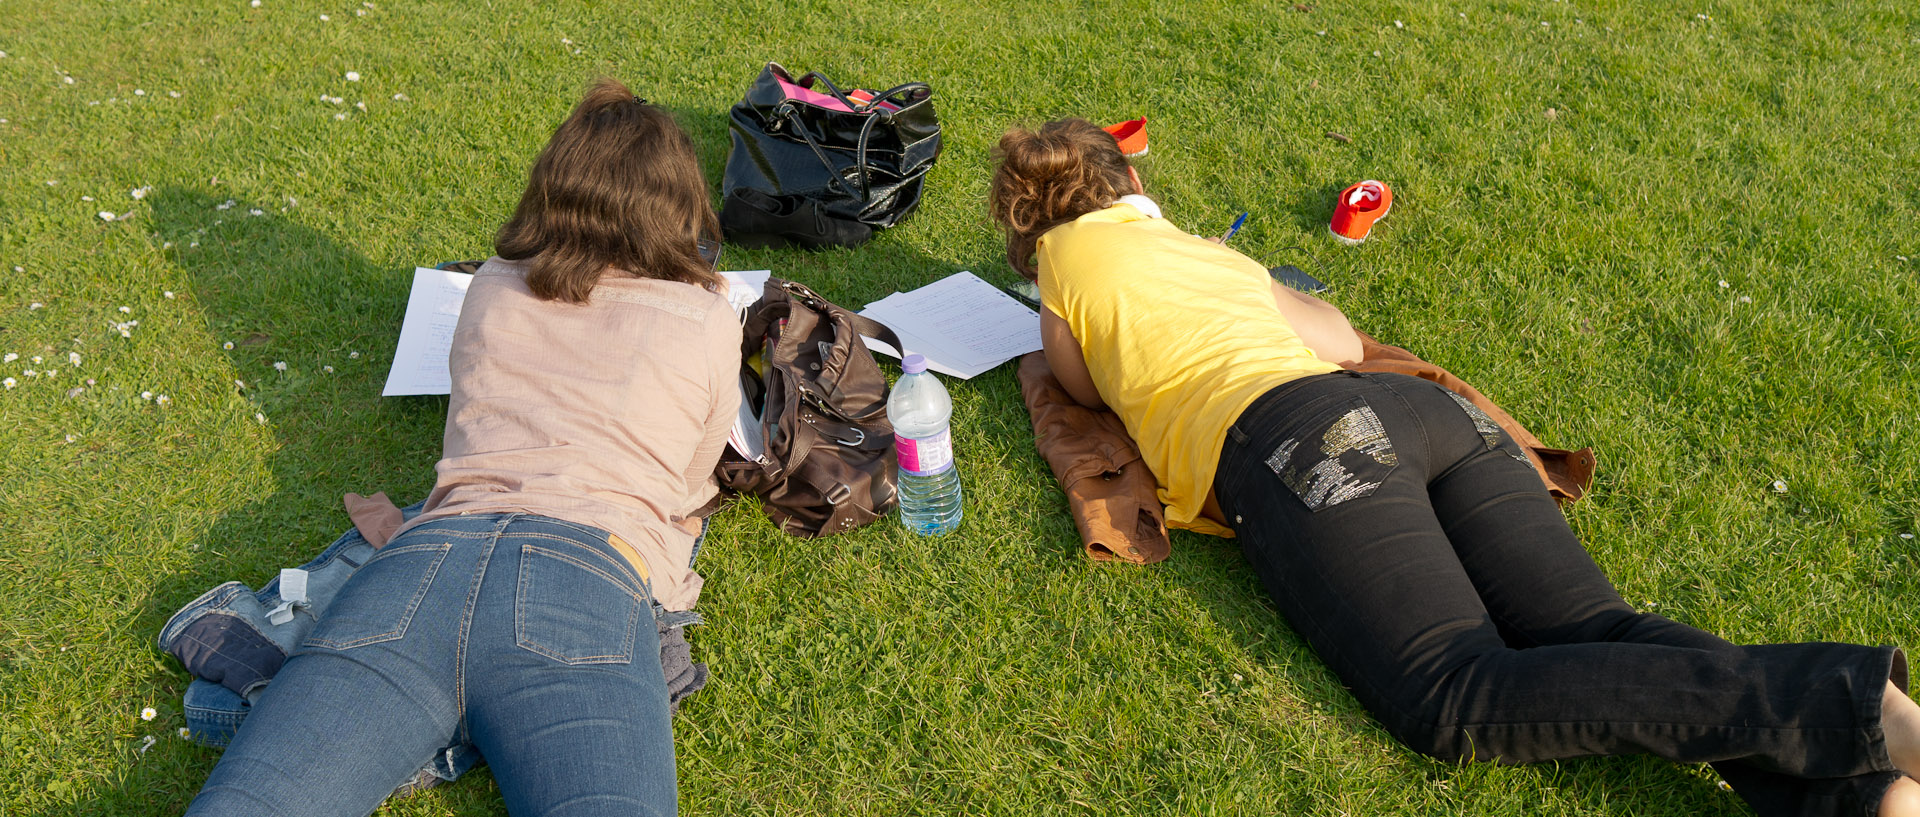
[2,0,1918,813]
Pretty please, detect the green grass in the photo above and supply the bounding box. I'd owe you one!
[3,0,1918,813]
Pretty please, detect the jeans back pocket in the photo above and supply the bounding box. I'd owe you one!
[1265,396,1399,511]
[515,542,646,666]
[303,542,452,650]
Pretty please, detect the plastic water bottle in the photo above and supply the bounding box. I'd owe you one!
[888,354,963,535]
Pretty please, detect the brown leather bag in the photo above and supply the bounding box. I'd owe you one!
[713,278,903,536]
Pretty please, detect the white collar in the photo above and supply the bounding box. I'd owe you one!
[1114,194,1162,219]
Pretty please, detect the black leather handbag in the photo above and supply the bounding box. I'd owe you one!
[719,63,941,249]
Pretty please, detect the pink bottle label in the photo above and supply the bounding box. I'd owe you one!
[895,429,952,476]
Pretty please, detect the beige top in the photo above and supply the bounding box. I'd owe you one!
[395,257,741,611]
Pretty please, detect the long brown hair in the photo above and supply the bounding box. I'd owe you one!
[988,118,1135,280]
[496,78,722,303]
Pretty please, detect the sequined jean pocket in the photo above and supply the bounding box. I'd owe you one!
[1442,389,1534,467]
[1265,397,1398,511]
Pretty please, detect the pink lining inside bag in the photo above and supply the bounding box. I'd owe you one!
[776,74,903,112]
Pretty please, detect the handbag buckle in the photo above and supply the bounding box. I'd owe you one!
[823,483,852,506]
[825,426,865,447]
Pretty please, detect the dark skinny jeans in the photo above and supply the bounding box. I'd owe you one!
[1213,371,1907,817]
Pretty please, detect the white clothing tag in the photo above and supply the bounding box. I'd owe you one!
[278,568,309,605]
[267,568,310,626]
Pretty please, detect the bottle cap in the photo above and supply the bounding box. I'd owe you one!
[901,353,928,374]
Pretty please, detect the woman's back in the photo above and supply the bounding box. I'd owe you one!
[1038,201,1337,531]
[405,257,740,611]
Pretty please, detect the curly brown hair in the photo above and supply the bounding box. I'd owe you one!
[495,78,721,303]
[987,118,1134,280]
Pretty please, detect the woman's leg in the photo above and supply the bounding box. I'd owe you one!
[462,516,678,817]
[187,525,482,816]
[1213,373,1903,798]
[1415,382,1914,816]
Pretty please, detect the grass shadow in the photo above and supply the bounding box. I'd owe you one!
[105,185,467,814]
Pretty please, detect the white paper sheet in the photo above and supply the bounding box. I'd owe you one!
[858,271,1041,379]
[382,267,474,396]
[720,270,772,318]
[719,270,773,459]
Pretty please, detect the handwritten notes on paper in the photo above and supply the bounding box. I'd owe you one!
[382,267,474,396]
[859,271,1041,379]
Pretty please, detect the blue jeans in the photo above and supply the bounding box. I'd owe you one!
[1214,371,1906,817]
[188,513,676,817]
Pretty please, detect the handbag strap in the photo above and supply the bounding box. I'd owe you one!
[791,70,859,111]
[773,80,930,200]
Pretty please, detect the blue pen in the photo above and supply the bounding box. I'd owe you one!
[1221,212,1249,242]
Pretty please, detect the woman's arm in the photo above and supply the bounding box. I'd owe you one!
[1042,307,1107,411]
[1271,281,1363,367]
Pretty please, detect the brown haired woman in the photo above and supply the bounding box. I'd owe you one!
[188,79,737,817]
[990,116,1920,816]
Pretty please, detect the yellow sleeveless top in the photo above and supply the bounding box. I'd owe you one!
[1037,202,1339,536]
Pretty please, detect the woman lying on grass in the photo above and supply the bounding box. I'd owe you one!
[989,116,1920,817]
[188,79,738,817]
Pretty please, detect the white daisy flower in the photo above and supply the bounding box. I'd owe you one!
[354,101,366,111]
[222,341,234,350]
[349,351,361,359]
[119,305,131,313]
[98,211,117,221]
[164,290,174,298]
[345,71,361,82]
[65,433,77,442]
[249,209,263,216]
[1717,280,1729,288]
[141,707,157,721]
[83,195,95,201]
[392,93,408,101]
[323,365,335,373]
[319,13,329,19]
[255,412,267,424]
[29,302,44,310]
[141,391,153,400]
[2,377,14,389]
[155,394,171,407]
[68,352,81,366]
[1,353,13,362]
[334,113,347,121]
[64,76,75,84]
[23,370,37,378]
[179,727,192,739]
[138,735,157,754]
[169,91,181,98]
[273,361,287,371]
[132,186,151,199]
[28,356,38,364]
[134,89,146,96]
[1771,480,1788,493]
[217,199,235,210]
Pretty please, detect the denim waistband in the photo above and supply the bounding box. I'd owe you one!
[394,513,645,592]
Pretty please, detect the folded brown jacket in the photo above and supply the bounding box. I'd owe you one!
[1017,332,1595,565]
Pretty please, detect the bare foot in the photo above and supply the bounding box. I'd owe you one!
[1885,682,1920,775]
[1879,776,1920,817]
